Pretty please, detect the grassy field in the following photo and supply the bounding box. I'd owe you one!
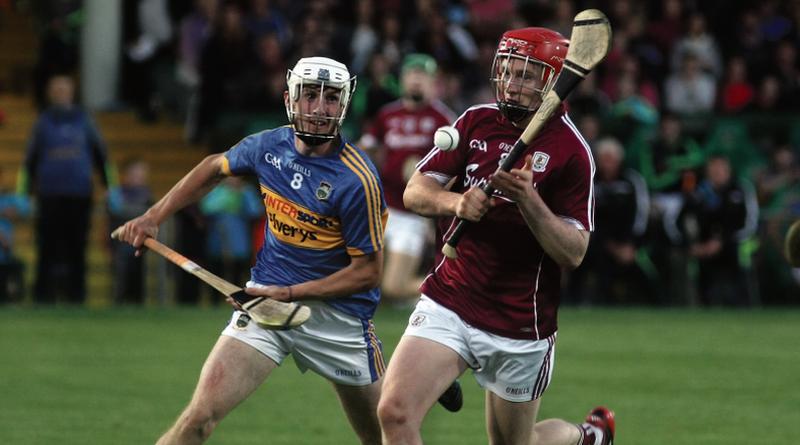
[0,305,797,444]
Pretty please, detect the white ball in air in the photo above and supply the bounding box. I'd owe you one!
[434,126,459,152]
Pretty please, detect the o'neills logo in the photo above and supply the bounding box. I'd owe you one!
[262,186,343,249]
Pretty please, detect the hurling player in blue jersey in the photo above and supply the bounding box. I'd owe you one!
[115,57,388,445]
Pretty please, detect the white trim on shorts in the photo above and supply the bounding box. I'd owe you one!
[403,295,556,402]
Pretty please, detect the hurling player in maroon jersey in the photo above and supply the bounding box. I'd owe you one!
[378,28,615,445]
[359,54,455,304]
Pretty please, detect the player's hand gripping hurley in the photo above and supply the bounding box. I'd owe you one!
[111,229,311,329]
[442,9,612,259]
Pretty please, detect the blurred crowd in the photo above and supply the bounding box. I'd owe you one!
[3,0,800,306]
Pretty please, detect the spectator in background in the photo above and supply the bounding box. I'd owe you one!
[122,0,173,123]
[543,0,574,38]
[757,0,793,43]
[0,167,30,303]
[252,31,289,116]
[648,0,683,63]
[569,138,652,305]
[751,75,783,113]
[772,40,800,108]
[621,12,665,85]
[359,53,454,304]
[19,74,113,304]
[200,176,262,300]
[670,12,722,78]
[575,113,603,148]
[345,52,399,139]
[641,116,702,190]
[194,0,258,144]
[32,10,80,110]
[664,50,717,115]
[411,6,479,82]
[754,143,800,303]
[376,15,406,70]
[348,0,379,75]
[633,114,705,305]
[679,154,759,306]
[719,56,755,114]
[609,72,659,130]
[108,158,153,304]
[176,0,217,141]
[737,9,768,76]
[246,0,289,49]
[755,143,800,214]
[602,54,659,109]
[567,72,611,119]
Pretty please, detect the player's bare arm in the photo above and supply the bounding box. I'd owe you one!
[115,153,226,252]
[245,251,383,302]
[491,155,589,269]
[404,171,490,222]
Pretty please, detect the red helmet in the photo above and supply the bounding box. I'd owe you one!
[492,27,569,121]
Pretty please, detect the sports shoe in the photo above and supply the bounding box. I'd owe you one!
[585,406,615,445]
[437,380,463,412]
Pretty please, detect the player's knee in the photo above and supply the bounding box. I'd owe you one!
[377,395,411,430]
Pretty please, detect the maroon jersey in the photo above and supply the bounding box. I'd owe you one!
[366,100,455,209]
[417,103,595,340]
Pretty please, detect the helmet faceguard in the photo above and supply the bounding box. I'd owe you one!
[491,28,568,123]
[286,57,356,146]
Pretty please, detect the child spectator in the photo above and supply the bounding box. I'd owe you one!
[0,167,30,303]
[108,158,153,304]
[199,176,262,300]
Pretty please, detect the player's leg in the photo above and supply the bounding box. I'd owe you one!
[381,210,430,302]
[486,393,581,444]
[286,302,388,444]
[332,380,383,445]
[485,393,541,444]
[486,395,614,445]
[378,336,468,445]
[156,335,277,445]
[381,249,425,301]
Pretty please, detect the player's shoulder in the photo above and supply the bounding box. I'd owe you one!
[337,142,382,188]
[229,126,294,161]
[245,125,293,147]
[454,103,500,125]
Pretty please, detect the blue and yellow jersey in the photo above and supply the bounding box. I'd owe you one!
[222,126,387,319]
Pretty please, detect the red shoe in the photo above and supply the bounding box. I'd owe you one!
[585,406,615,445]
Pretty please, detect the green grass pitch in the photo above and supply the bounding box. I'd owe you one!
[1,305,797,444]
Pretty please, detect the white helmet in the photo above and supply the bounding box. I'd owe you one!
[286,57,356,145]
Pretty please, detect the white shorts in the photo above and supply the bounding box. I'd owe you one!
[384,208,432,257]
[222,291,385,386]
[403,296,556,402]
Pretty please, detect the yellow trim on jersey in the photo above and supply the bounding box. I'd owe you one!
[339,152,376,248]
[220,155,232,176]
[261,185,344,250]
[340,145,384,251]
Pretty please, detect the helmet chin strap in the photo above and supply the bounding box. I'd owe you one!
[296,131,335,147]
[498,102,534,123]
